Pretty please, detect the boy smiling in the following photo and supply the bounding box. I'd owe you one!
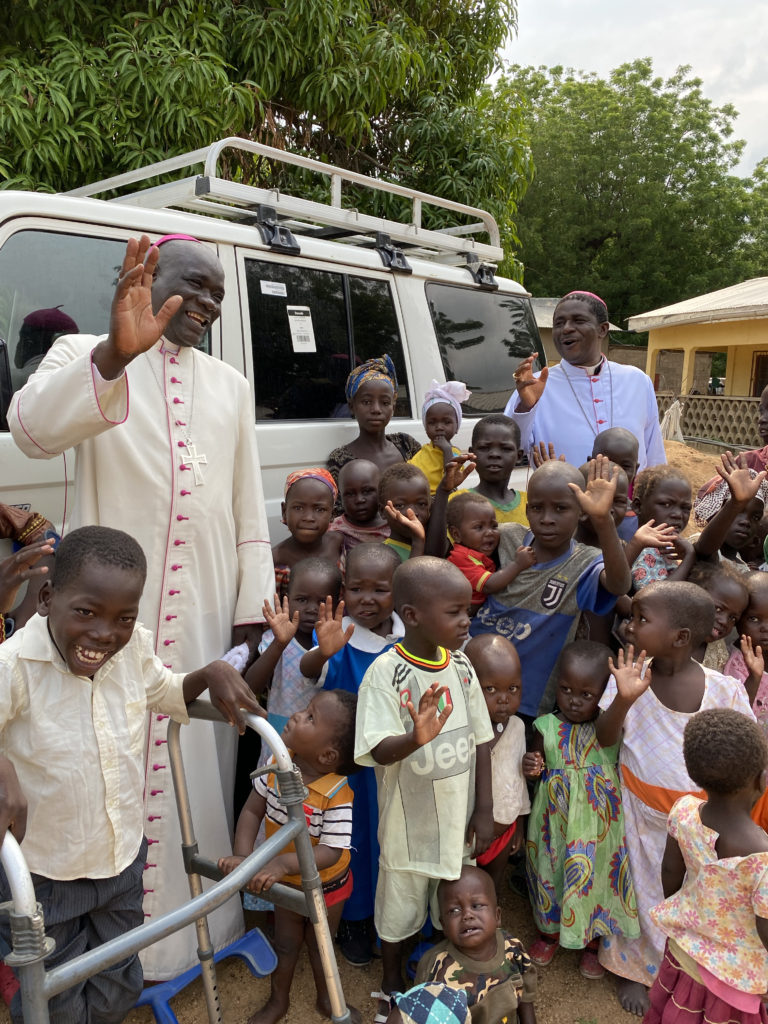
[0,526,261,1023]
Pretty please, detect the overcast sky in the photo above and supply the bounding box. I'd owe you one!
[498,0,768,176]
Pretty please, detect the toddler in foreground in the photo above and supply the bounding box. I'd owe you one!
[355,558,494,1021]
[218,690,361,1024]
[415,865,537,1023]
[0,526,260,1024]
[646,709,768,1024]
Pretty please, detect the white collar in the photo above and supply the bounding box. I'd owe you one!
[343,612,405,652]
[561,354,606,377]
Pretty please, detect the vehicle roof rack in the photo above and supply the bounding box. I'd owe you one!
[65,137,503,266]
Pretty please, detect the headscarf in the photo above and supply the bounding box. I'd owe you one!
[345,355,398,403]
[694,470,768,527]
[389,983,471,1024]
[283,468,338,500]
[421,379,471,430]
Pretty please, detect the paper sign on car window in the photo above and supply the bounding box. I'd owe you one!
[287,306,316,353]
[260,280,287,297]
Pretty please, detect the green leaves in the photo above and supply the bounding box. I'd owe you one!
[501,59,759,322]
[1,0,530,269]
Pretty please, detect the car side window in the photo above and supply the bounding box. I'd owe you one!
[426,283,544,415]
[0,230,127,425]
[243,258,409,420]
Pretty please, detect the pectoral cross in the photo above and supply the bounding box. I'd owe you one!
[184,442,208,486]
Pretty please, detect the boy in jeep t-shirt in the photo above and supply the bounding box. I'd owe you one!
[355,557,494,1019]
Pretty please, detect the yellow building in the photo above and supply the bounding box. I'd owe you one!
[630,278,768,397]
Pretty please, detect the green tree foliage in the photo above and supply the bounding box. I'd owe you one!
[2,0,531,271]
[741,158,768,276]
[499,59,753,325]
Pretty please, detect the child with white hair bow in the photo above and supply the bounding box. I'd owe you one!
[408,380,472,494]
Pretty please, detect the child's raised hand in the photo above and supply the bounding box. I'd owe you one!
[609,645,652,703]
[407,682,452,746]
[742,634,765,679]
[315,596,355,658]
[634,519,678,551]
[217,854,245,877]
[515,545,537,571]
[262,593,299,645]
[522,751,544,779]
[717,451,768,506]
[531,441,566,467]
[439,452,477,492]
[570,453,617,522]
[384,501,426,541]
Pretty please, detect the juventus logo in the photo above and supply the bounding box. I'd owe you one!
[540,576,567,610]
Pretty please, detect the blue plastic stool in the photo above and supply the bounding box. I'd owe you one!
[135,927,277,1024]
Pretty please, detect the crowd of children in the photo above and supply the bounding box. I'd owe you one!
[5,309,768,1024]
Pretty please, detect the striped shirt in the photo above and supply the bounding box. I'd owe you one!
[254,760,353,885]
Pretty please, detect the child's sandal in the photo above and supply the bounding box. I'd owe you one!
[578,946,605,980]
[371,990,390,1024]
[527,936,558,966]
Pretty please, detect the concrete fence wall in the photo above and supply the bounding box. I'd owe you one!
[656,395,761,448]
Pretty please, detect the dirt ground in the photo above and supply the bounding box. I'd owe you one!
[0,884,628,1024]
[126,884,634,1024]
[0,441,727,1024]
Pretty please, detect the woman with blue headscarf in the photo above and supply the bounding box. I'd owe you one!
[326,355,421,512]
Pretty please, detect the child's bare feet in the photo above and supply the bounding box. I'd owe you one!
[615,977,649,1016]
[246,992,289,1024]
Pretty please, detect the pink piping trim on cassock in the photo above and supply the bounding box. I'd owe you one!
[14,393,56,455]
[153,348,180,659]
[90,356,130,426]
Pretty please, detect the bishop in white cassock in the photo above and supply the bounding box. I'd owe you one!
[9,235,274,980]
[505,291,666,472]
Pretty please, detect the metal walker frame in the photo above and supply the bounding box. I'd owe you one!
[0,702,353,1024]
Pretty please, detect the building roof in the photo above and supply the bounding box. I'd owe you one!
[628,278,768,331]
[530,297,621,332]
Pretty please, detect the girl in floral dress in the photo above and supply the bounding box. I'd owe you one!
[646,708,768,1024]
[522,640,639,982]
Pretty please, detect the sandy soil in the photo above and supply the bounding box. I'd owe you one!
[121,883,631,1024]
[0,440,727,1024]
